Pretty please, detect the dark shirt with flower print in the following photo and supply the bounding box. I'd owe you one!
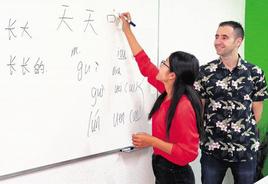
[194,57,268,162]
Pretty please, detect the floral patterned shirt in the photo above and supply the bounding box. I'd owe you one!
[194,57,268,162]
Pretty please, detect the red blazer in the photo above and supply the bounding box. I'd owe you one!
[134,50,199,166]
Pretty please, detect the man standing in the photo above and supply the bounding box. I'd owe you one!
[195,21,268,184]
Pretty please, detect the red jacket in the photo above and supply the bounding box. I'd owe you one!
[134,50,199,166]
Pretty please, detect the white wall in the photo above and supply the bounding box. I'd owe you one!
[255,176,268,184]
[1,1,245,184]
[158,0,245,65]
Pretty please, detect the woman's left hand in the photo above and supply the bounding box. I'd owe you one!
[132,132,155,148]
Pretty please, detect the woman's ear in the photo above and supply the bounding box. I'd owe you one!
[168,72,176,80]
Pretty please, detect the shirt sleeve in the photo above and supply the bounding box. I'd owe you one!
[169,98,199,166]
[134,50,165,93]
[251,66,268,101]
[194,66,208,99]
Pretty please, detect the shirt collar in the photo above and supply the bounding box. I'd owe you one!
[217,54,245,70]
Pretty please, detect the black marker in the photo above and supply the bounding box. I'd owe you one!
[128,20,136,27]
[120,146,136,152]
[119,13,136,27]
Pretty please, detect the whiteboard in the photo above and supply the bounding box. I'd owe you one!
[0,0,158,176]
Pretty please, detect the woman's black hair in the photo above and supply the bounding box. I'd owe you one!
[148,51,205,140]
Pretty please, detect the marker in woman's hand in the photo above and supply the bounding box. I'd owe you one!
[120,13,136,27]
[129,20,136,27]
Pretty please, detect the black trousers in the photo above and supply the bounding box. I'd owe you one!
[152,154,195,184]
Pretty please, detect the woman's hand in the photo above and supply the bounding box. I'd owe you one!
[118,12,142,55]
[132,132,155,148]
[119,12,131,33]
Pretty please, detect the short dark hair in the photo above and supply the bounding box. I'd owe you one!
[219,21,244,39]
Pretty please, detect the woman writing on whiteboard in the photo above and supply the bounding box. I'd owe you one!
[120,12,204,184]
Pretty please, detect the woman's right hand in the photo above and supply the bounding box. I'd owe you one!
[119,12,131,33]
[118,12,142,56]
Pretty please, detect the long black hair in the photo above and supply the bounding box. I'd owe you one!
[148,51,204,140]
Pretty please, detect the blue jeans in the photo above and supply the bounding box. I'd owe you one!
[152,154,195,184]
[200,152,257,184]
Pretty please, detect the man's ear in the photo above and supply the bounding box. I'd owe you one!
[236,37,243,47]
